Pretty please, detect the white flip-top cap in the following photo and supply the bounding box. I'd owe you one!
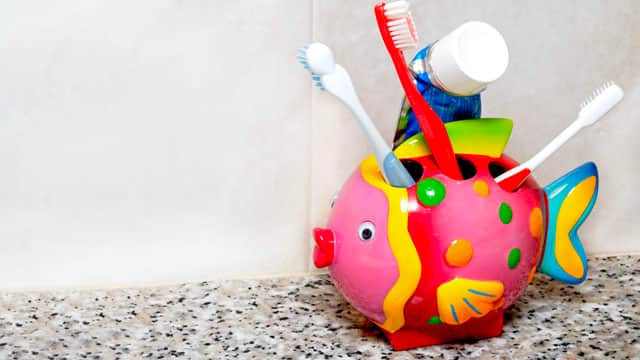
[428,21,509,96]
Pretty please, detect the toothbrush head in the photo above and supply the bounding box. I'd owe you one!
[579,81,624,127]
[383,0,410,19]
[297,43,336,90]
[305,43,336,75]
[383,1,419,50]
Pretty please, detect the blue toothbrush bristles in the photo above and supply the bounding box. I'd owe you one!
[297,43,324,91]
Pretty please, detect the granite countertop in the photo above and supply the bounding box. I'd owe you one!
[0,256,638,359]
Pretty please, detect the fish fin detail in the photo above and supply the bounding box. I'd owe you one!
[436,278,504,325]
[541,162,598,285]
[394,118,513,159]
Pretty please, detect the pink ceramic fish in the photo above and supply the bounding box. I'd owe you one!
[313,118,598,350]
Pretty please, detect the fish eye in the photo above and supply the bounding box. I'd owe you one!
[358,221,375,241]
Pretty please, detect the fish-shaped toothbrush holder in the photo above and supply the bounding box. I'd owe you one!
[312,118,598,350]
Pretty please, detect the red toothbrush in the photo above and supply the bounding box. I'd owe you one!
[374,1,462,180]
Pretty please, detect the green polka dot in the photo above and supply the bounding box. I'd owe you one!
[417,178,446,207]
[428,316,442,325]
[499,202,513,224]
[508,248,521,269]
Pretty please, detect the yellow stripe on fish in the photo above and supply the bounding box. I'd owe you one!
[360,155,421,333]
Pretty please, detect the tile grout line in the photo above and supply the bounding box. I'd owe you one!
[304,0,318,273]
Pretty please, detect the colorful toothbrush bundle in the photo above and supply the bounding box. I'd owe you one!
[374,1,462,180]
[297,0,624,350]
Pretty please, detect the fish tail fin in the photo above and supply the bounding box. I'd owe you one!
[540,162,598,284]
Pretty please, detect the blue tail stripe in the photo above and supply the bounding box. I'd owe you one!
[468,289,495,297]
[463,298,481,315]
[450,304,459,324]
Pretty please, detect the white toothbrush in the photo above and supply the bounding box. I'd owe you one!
[496,82,624,191]
[297,42,416,188]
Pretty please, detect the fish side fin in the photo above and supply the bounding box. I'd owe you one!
[436,278,504,325]
[393,118,513,159]
[541,162,598,285]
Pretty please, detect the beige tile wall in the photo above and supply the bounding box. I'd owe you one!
[0,1,312,289]
[0,1,636,289]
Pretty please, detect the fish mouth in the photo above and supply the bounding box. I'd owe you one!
[312,228,335,268]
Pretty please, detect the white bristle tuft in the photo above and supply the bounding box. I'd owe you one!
[578,81,624,126]
[384,1,410,19]
[580,81,613,108]
[382,1,418,50]
[387,15,418,50]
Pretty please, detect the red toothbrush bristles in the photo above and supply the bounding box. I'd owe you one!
[374,2,462,180]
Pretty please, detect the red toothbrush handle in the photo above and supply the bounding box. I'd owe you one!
[374,4,462,180]
[498,168,532,192]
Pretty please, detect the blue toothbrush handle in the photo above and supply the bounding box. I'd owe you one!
[383,152,416,188]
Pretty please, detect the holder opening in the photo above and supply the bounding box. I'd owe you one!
[489,162,508,179]
[400,159,424,183]
[456,156,477,180]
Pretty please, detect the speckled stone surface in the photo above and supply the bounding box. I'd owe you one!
[0,256,638,359]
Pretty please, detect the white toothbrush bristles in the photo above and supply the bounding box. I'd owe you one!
[384,2,418,50]
[580,81,613,109]
[384,0,410,19]
[578,81,624,126]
